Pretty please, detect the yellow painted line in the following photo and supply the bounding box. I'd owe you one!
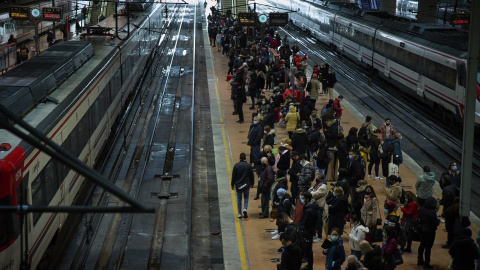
[207,30,248,268]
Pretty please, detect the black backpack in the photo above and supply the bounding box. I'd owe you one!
[358,123,370,147]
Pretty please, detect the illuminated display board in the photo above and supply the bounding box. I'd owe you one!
[238,12,257,26]
[450,13,470,25]
[43,7,62,21]
[9,6,30,20]
[269,13,288,26]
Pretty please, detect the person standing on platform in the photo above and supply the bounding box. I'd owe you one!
[231,153,255,219]
[258,157,274,219]
[307,74,321,108]
[7,34,16,44]
[277,233,303,270]
[381,226,399,270]
[320,63,328,95]
[417,196,439,269]
[324,227,346,270]
[367,129,382,180]
[247,116,263,164]
[415,166,436,207]
[47,29,55,47]
[360,185,379,237]
[391,133,403,165]
[298,192,320,270]
[449,228,480,270]
[349,214,369,260]
[440,161,462,189]
[326,187,348,235]
[285,105,300,139]
[292,124,307,157]
[386,175,403,207]
[298,155,315,192]
[333,95,344,122]
[235,84,246,123]
[287,151,301,201]
[400,191,419,253]
[310,173,327,243]
[325,68,337,100]
[359,240,383,270]
[379,118,396,150]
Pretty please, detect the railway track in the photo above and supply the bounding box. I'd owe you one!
[268,19,480,212]
[57,4,200,269]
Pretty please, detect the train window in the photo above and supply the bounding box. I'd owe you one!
[31,160,58,226]
[445,68,456,89]
[0,195,16,247]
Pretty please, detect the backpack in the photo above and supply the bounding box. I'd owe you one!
[358,123,370,147]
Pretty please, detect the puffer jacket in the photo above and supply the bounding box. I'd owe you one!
[310,182,328,208]
[386,182,402,206]
[415,172,436,199]
[298,161,315,189]
[348,224,369,251]
[309,78,321,100]
[418,196,440,232]
[285,105,300,132]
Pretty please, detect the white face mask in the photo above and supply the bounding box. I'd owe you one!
[331,235,339,242]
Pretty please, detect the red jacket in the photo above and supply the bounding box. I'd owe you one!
[274,107,281,123]
[401,201,419,221]
[333,98,343,117]
[283,88,294,100]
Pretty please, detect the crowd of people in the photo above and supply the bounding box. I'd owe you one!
[210,5,480,270]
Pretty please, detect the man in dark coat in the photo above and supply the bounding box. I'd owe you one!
[288,151,301,202]
[259,157,275,218]
[277,146,291,177]
[291,126,307,157]
[449,228,480,270]
[235,84,246,123]
[298,155,315,192]
[277,233,303,270]
[346,151,364,198]
[418,196,440,268]
[247,116,263,163]
[231,153,255,218]
[359,241,383,270]
[298,192,320,270]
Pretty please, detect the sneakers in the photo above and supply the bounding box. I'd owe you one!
[375,176,379,180]
[272,234,280,240]
[368,175,373,178]
[271,229,279,235]
[243,210,248,219]
[238,214,242,218]
[313,237,322,243]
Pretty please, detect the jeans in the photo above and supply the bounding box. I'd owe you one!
[261,193,269,217]
[236,188,249,215]
[251,145,260,161]
[368,151,380,176]
[418,231,435,265]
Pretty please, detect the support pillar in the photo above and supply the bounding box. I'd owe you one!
[380,0,396,16]
[417,0,437,23]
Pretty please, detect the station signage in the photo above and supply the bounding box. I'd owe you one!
[42,7,62,21]
[269,13,288,26]
[9,6,30,20]
[450,12,470,25]
[238,12,257,26]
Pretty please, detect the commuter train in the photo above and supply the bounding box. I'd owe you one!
[265,0,480,125]
[0,3,165,270]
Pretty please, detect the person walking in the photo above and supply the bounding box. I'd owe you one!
[417,196,440,269]
[231,153,255,218]
[415,166,436,207]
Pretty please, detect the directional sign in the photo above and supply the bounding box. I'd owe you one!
[9,6,30,20]
[43,7,62,21]
[238,12,257,26]
[450,12,470,25]
[269,12,288,26]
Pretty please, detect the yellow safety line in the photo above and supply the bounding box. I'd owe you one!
[208,33,248,268]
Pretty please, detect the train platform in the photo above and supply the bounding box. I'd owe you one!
[201,8,480,270]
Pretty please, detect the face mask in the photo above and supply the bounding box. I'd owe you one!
[264,131,267,134]
[253,121,257,125]
[300,198,305,205]
[384,209,389,216]
[337,172,340,176]
[299,161,304,166]
[365,191,371,195]
[262,101,265,104]
[328,71,332,74]
[303,126,308,129]
[386,123,390,126]
[364,194,370,199]
[348,155,353,159]
[279,196,283,199]
[452,166,458,171]
[331,235,338,241]
[382,231,386,237]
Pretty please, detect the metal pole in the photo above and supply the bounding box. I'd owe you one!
[460,0,480,217]
[52,0,56,37]
[34,21,40,55]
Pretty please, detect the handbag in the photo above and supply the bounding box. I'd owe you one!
[388,155,399,177]
[390,248,404,265]
[376,203,383,225]
[269,206,278,222]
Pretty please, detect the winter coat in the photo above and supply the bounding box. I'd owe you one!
[379,123,396,141]
[231,160,255,191]
[325,120,339,147]
[337,143,349,169]
[277,194,293,217]
[285,106,300,132]
[325,72,337,88]
[351,184,366,215]
[381,238,398,270]
[415,172,436,200]
[310,182,328,208]
[369,134,381,154]
[346,134,359,152]
[449,235,480,269]
[336,178,350,200]
[440,183,459,212]
[418,197,440,232]
[386,182,402,206]
[256,76,265,91]
[347,155,364,187]
[277,150,291,171]
[271,176,288,202]
[326,192,348,235]
[349,224,369,251]
[298,161,315,189]
[384,211,400,229]
[363,244,383,270]
[306,129,321,153]
[401,201,419,222]
[263,109,275,129]
[308,78,321,100]
[361,196,379,228]
[316,145,330,171]
[391,140,403,164]
[288,159,301,184]
[380,150,398,177]
[258,165,275,194]
[262,129,275,148]
[298,200,321,238]
[441,170,461,189]
[333,98,343,118]
[247,123,263,146]
[278,242,303,270]
[291,129,307,155]
[325,237,345,270]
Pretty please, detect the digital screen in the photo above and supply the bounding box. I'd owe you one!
[43,7,62,20]
[269,13,288,26]
[451,13,470,25]
[238,13,257,26]
[9,6,29,20]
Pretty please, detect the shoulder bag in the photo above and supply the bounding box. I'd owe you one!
[388,154,399,177]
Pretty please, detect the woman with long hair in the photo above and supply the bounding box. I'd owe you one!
[400,191,419,253]
[360,185,379,239]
